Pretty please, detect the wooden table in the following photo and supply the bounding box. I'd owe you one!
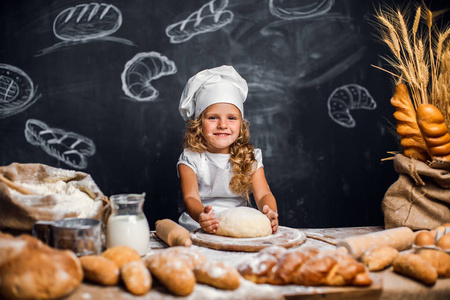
[66,226,450,300]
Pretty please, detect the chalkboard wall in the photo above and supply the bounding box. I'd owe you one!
[1,0,447,229]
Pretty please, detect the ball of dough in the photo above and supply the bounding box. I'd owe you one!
[215,207,272,238]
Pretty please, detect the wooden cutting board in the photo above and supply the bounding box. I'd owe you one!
[190,226,306,252]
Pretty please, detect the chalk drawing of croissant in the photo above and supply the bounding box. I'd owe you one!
[327,84,376,128]
[121,52,177,102]
[269,0,334,20]
[37,3,134,56]
[24,119,96,169]
[0,64,41,119]
[165,0,234,44]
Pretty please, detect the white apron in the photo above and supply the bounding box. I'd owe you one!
[177,149,262,231]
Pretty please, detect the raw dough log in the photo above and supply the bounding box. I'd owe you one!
[390,83,429,161]
[216,207,272,238]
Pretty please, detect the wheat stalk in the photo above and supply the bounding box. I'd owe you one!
[374,2,450,124]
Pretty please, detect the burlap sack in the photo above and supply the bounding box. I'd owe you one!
[0,163,107,231]
[382,154,450,230]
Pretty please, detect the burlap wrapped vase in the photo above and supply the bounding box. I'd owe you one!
[382,154,450,230]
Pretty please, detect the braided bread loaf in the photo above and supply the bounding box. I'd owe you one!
[238,246,372,287]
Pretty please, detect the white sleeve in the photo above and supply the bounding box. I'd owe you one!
[254,148,264,170]
[177,150,202,177]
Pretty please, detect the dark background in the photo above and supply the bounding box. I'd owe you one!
[1,0,448,229]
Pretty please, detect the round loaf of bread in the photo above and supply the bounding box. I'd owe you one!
[216,207,272,238]
[0,233,83,300]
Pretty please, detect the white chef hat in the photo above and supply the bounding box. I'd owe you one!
[178,65,248,121]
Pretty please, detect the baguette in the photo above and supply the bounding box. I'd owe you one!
[145,251,196,296]
[80,255,119,285]
[418,249,450,278]
[194,260,241,290]
[417,104,450,161]
[361,246,399,271]
[392,253,438,285]
[101,245,141,268]
[120,261,152,295]
[390,83,429,161]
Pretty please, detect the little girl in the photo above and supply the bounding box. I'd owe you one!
[177,65,279,234]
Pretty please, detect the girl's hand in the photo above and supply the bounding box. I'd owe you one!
[198,206,219,233]
[262,205,279,234]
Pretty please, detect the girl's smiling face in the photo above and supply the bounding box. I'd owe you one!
[201,103,242,154]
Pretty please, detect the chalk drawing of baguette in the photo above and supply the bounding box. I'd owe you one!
[121,52,177,102]
[165,0,234,44]
[0,64,41,119]
[24,119,96,169]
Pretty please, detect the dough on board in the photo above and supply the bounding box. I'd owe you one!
[215,207,272,238]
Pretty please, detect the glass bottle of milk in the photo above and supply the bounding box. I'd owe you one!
[106,193,150,256]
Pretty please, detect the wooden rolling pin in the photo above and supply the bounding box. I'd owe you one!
[155,219,192,247]
[336,227,415,259]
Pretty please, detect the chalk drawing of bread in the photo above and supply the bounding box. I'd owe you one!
[53,3,122,41]
[166,0,234,44]
[25,119,96,169]
[0,64,40,119]
[327,84,376,128]
[121,52,177,102]
[269,0,334,20]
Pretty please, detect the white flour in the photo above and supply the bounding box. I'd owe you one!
[8,180,101,219]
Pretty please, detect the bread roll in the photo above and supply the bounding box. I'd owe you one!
[145,251,196,296]
[159,246,206,270]
[120,261,152,295]
[393,253,438,285]
[101,245,141,268]
[390,83,429,161]
[361,246,399,271]
[0,233,83,300]
[417,104,450,161]
[79,255,119,285]
[194,260,241,290]
[418,249,450,277]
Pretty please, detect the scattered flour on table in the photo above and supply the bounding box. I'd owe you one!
[8,180,100,218]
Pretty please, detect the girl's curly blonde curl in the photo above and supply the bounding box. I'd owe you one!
[183,115,256,202]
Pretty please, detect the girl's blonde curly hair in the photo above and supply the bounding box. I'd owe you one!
[183,114,256,201]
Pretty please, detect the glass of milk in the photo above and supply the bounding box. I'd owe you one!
[106,193,150,256]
